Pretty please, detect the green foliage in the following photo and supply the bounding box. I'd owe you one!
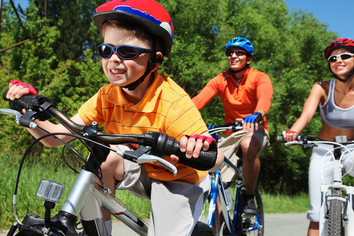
[0,153,78,228]
[0,0,345,202]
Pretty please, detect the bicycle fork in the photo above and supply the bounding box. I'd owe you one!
[319,161,354,236]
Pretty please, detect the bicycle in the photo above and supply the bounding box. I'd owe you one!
[1,92,218,236]
[196,121,264,236]
[278,134,354,236]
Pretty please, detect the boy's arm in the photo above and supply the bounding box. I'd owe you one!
[27,114,86,147]
[6,81,86,147]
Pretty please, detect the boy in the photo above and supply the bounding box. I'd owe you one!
[7,0,223,235]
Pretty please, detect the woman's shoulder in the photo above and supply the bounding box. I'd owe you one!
[312,80,331,105]
[314,80,330,93]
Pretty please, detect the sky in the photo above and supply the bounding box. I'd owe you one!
[8,0,354,40]
[285,0,354,40]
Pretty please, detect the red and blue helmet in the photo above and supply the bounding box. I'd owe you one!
[225,37,254,57]
[93,0,174,57]
[324,38,354,59]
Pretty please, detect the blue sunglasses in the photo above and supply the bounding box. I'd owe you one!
[98,44,154,60]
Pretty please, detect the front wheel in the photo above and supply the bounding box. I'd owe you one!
[196,197,220,235]
[327,198,344,236]
[191,221,215,236]
[218,187,264,236]
[236,188,264,236]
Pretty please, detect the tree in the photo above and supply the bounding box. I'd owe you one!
[0,0,339,194]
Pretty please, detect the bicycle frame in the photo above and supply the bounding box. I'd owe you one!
[205,160,262,235]
[204,122,263,235]
[1,108,178,236]
[2,92,219,236]
[280,135,354,236]
[61,168,148,235]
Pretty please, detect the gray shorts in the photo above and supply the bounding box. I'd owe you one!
[218,127,269,183]
[116,159,211,236]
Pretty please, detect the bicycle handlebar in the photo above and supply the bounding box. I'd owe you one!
[277,135,354,148]
[208,120,243,136]
[2,90,217,171]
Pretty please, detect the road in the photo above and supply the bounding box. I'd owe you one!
[111,212,309,235]
[0,213,309,235]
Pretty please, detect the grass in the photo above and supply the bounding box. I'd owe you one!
[0,153,308,230]
[262,192,308,213]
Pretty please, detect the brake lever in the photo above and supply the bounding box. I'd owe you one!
[0,108,37,128]
[284,141,301,146]
[284,140,317,148]
[136,154,177,176]
[117,146,177,176]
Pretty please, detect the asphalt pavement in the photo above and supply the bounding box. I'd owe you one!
[109,212,309,235]
[0,213,309,235]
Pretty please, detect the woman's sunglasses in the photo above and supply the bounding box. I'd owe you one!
[98,44,154,60]
[226,50,246,57]
[327,52,354,63]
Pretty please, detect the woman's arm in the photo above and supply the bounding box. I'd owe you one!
[284,82,326,141]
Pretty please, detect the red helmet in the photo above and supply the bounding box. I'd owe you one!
[324,38,354,59]
[93,0,174,57]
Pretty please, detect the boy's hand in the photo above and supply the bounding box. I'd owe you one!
[7,80,37,100]
[173,134,216,164]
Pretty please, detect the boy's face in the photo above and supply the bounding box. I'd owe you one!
[101,26,152,88]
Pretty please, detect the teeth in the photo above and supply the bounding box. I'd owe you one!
[111,69,124,74]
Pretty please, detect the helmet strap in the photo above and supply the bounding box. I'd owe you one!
[123,39,163,91]
[329,65,354,83]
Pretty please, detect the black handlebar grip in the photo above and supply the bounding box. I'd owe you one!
[277,135,301,142]
[3,89,36,112]
[153,133,217,170]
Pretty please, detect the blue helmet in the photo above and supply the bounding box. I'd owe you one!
[225,37,254,57]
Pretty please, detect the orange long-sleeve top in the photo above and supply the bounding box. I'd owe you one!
[192,67,273,131]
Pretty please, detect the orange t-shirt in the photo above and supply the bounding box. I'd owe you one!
[78,72,208,183]
[192,68,273,131]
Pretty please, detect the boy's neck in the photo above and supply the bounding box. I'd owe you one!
[122,75,154,104]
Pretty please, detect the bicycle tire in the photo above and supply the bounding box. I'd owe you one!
[211,201,221,236]
[236,187,264,236]
[196,197,220,235]
[327,198,344,236]
[217,187,264,236]
[192,221,215,236]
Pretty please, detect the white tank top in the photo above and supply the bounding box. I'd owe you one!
[320,79,354,130]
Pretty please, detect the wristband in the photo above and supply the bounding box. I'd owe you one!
[244,112,263,124]
[9,79,38,95]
